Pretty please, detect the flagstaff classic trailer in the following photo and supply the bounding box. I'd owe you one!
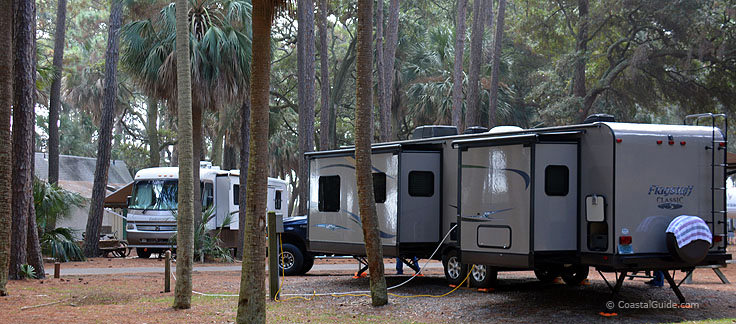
[306,114,730,302]
[126,163,289,258]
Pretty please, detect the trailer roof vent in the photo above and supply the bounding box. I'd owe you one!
[583,113,615,124]
[488,126,524,134]
[411,125,459,139]
[463,126,489,134]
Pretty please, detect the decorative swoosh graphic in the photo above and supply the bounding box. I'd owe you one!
[344,210,397,238]
[318,163,395,179]
[461,208,513,222]
[313,223,350,231]
[461,165,530,190]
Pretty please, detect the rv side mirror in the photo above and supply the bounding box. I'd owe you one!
[126,196,132,208]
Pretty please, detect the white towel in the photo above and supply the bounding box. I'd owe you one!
[666,215,712,248]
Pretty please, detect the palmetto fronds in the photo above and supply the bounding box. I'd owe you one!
[121,0,253,112]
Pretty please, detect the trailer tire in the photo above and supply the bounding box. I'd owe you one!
[279,243,304,276]
[300,254,315,275]
[561,265,589,285]
[136,248,152,259]
[469,264,498,288]
[442,249,468,285]
[534,267,560,283]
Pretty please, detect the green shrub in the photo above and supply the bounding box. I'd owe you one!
[170,206,234,263]
[41,227,85,262]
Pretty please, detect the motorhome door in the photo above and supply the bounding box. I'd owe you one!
[533,143,578,251]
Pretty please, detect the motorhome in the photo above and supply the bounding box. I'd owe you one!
[126,163,289,258]
[306,114,730,302]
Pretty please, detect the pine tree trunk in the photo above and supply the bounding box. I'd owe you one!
[83,0,123,258]
[379,0,399,142]
[10,0,36,280]
[328,36,357,149]
[173,0,194,309]
[451,0,468,131]
[48,0,67,187]
[212,105,226,167]
[297,0,315,216]
[236,1,273,322]
[26,190,45,279]
[356,0,388,307]
[573,0,588,99]
[237,98,250,260]
[466,0,485,128]
[222,142,237,170]
[375,0,386,142]
[487,0,505,127]
[0,0,12,293]
[318,0,330,150]
[192,102,202,228]
[147,97,160,167]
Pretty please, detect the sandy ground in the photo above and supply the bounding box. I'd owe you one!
[4,251,735,323]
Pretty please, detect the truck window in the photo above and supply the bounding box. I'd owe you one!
[408,171,434,197]
[373,173,386,203]
[275,190,282,210]
[318,176,340,212]
[545,165,569,196]
[233,184,240,205]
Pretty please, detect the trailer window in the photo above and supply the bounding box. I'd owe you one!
[202,182,214,209]
[318,176,340,212]
[544,165,569,196]
[233,185,240,205]
[373,173,386,203]
[275,190,282,210]
[408,171,434,197]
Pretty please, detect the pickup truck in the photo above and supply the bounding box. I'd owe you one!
[278,216,315,275]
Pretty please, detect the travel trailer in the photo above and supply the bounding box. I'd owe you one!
[306,113,730,303]
[126,163,289,258]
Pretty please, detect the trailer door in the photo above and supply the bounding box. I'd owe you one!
[399,151,441,243]
[533,143,578,251]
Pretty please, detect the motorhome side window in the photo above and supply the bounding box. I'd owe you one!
[373,173,386,203]
[275,190,282,210]
[408,171,434,197]
[318,176,340,212]
[233,185,240,205]
[544,165,569,196]
[202,182,214,209]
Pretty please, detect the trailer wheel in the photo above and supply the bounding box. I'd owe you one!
[300,254,315,275]
[469,264,498,288]
[136,248,152,259]
[279,243,304,276]
[442,249,468,285]
[561,265,589,285]
[534,267,559,283]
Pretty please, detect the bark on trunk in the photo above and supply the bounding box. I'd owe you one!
[379,0,399,142]
[83,0,123,258]
[318,0,330,150]
[237,98,250,260]
[211,105,226,167]
[10,0,35,280]
[375,0,386,142]
[451,0,468,131]
[329,36,356,149]
[223,142,237,170]
[297,0,315,216]
[0,0,12,293]
[573,0,588,99]
[236,2,273,322]
[26,185,45,279]
[48,0,67,186]
[487,0,505,127]
[173,0,194,309]
[356,0,388,307]
[147,97,160,167]
[466,0,485,128]
[192,103,202,229]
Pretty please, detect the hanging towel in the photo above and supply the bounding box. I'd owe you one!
[666,215,712,248]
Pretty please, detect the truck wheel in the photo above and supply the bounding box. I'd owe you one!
[534,267,559,283]
[300,254,315,275]
[279,243,304,276]
[442,249,468,285]
[136,248,152,259]
[469,264,498,288]
[561,265,589,285]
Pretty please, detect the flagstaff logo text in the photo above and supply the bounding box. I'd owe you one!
[648,185,693,210]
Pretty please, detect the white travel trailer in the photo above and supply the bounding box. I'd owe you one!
[306,114,730,303]
[126,163,289,258]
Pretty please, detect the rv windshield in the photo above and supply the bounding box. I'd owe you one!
[129,180,178,210]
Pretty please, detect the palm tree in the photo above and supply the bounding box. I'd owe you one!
[356,0,388,306]
[121,0,253,223]
[0,0,13,294]
[236,0,287,322]
[173,0,194,309]
[83,0,124,258]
